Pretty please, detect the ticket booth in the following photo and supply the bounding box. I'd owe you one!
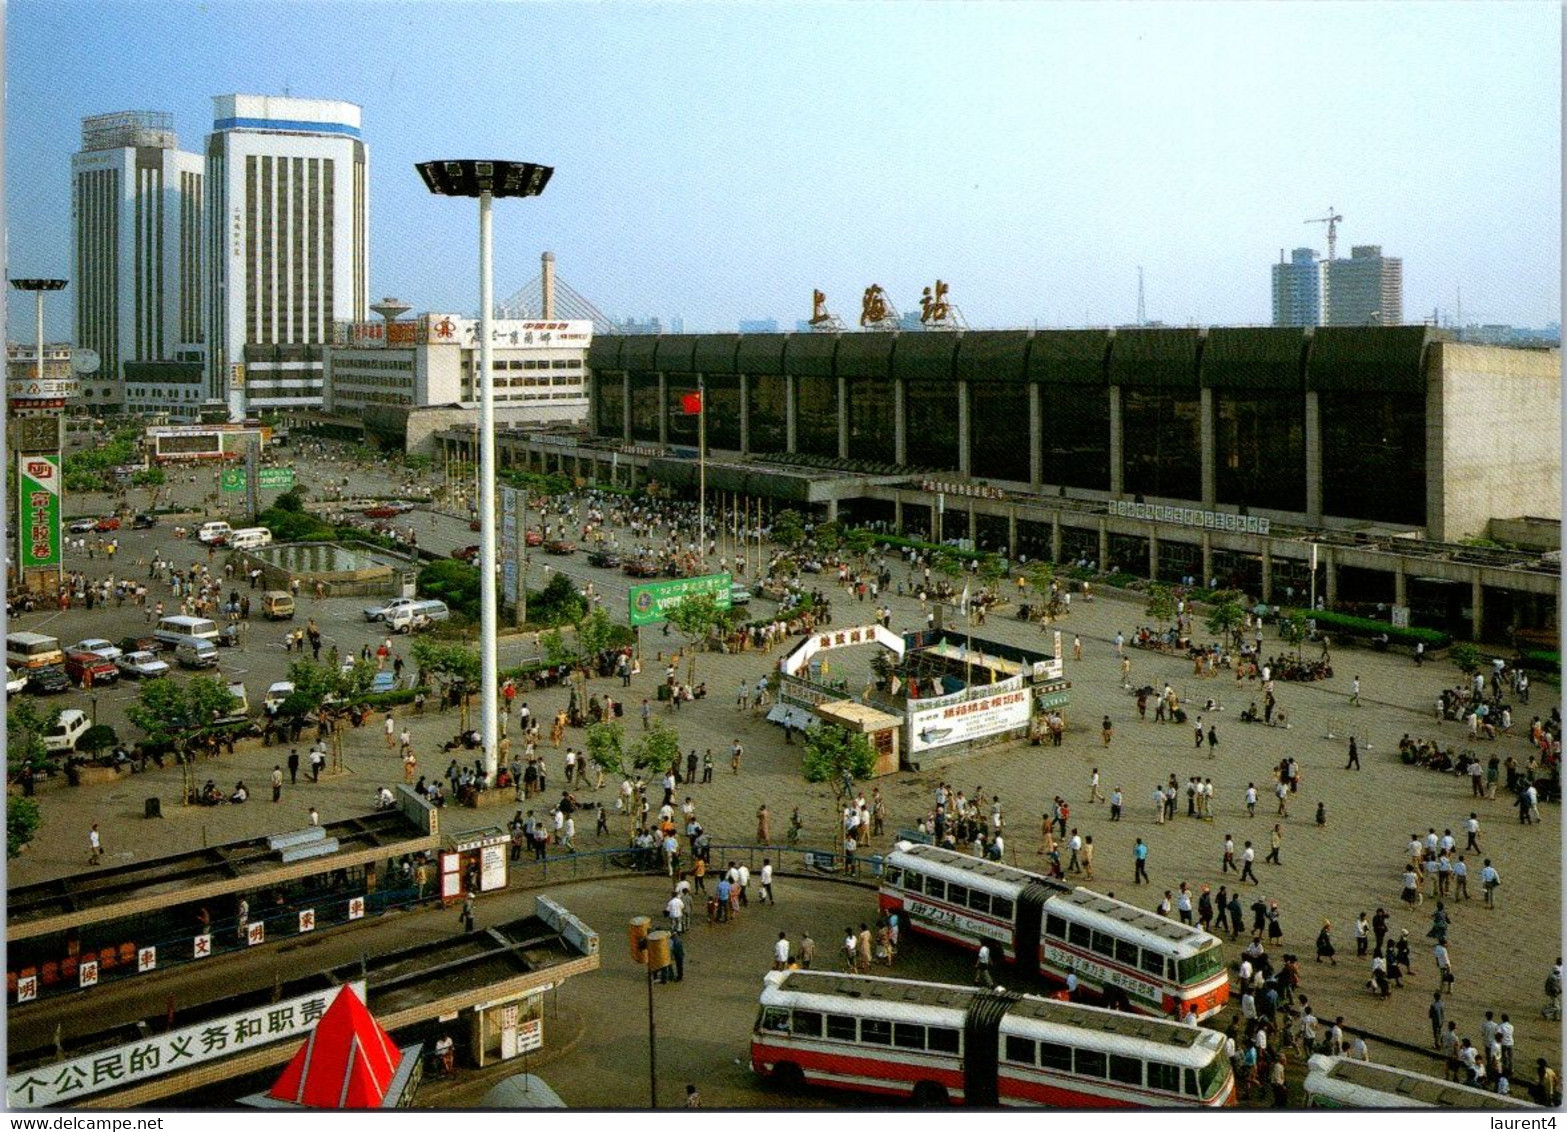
[469,987,549,1067]
[440,826,511,904]
[815,700,902,777]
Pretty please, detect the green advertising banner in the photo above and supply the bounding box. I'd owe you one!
[258,467,296,490]
[18,454,61,569]
[220,468,246,493]
[627,571,732,627]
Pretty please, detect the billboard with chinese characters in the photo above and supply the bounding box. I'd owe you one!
[627,572,732,627]
[906,675,1031,754]
[501,486,520,608]
[5,980,367,1108]
[423,314,592,347]
[18,455,60,569]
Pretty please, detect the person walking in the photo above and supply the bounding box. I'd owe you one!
[1133,838,1149,885]
[287,748,300,785]
[1480,859,1502,908]
[1089,767,1103,804]
[760,858,775,905]
[87,824,103,866]
[1240,841,1259,884]
[1315,921,1337,965]
[1345,737,1361,770]
[1350,675,1361,706]
[271,765,284,803]
[730,740,743,775]
[975,940,995,987]
[1222,835,1236,874]
[773,931,792,971]
[1428,991,1446,1049]
[1266,824,1283,866]
[1355,912,1370,957]
[1101,716,1113,748]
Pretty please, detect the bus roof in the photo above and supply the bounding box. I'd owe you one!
[1054,887,1220,959]
[763,971,975,1024]
[1004,996,1223,1064]
[889,844,1072,898]
[1306,1055,1537,1109]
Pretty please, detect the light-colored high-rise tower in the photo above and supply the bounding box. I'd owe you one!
[204,94,368,418]
[1270,247,1323,327]
[71,111,205,409]
[1324,245,1402,327]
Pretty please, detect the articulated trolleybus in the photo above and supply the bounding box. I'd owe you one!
[752,971,1235,1107]
[881,843,1229,1020]
[1304,1055,1538,1109]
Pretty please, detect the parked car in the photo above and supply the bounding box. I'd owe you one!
[68,518,98,534]
[67,638,122,662]
[587,550,622,569]
[363,597,421,623]
[43,709,91,753]
[117,635,161,655]
[363,506,400,519]
[27,666,71,695]
[544,539,577,556]
[452,545,481,563]
[116,650,171,680]
[623,559,661,578]
[218,681,250,723]
[95,516,121,532]
[263,681,295,715]
[729,584,753,606]
[6,667,28,694]
[64,650,120,687]
[525,530,543,547]
[131,513,158,529]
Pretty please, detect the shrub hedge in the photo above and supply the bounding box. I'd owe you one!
[1280,607,1451,647]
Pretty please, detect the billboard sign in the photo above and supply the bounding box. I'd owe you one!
[18,455,61,569]
[627,572,732,627]
[257,467,295,490]
[501,487,520,607]
[907,675,1030,754]
[220,468,246,493]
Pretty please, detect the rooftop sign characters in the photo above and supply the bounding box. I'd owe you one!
[1107,499,1271,536]
[778,622,906,679]
[6,980,367,1108]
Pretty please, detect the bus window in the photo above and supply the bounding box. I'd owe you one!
[1177,948,1224,984]
[1045,914,1067,939]
[1090,930,1115,957]
[927,1027,961,1054]
[1148,1062,1182,1093]
[948,883,969,907]
[1184,1068,1199,1097]
[792,1010,823,1038]
[762,1008,791,1033]
[826,1015,858,1042]
[1109,1055,1144,1086]
[967,889,991,914]
[1068,923,1091,948]
[1198,1059,1228,1099]
[1115,940,1140,966]
[903,872,922,894]
[860,1019,892,1046]
[924,878,945,901]
[1039,1042,1073,1071]
[893,1023,926,1050]
[1140,950,1168,976]
[1004,1036,1037,1066]
[1074,1049,1107,1078]
[884,866,902,887]
[993,897,1014,920]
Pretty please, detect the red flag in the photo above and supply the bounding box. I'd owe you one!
[680,391,703,415]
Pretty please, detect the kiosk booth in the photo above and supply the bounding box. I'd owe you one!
[440,826,511,904]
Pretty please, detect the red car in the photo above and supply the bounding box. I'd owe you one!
[95,516,121,532]
[364,506,401,520]
[64,650,119,687]
[525,530,543,547]
[623,559,661,578]
[544,539,577,555]
[452,545,481,563]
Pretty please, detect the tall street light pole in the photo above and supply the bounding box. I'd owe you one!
[416,160,553,784]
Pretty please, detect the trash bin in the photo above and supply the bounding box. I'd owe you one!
[144,796,162,819]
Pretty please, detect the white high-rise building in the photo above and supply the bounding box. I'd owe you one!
[204,94,368,418]
[71,111,206,411]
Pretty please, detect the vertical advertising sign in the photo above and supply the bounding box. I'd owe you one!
[501,486,520,608]
[18,455,61,569]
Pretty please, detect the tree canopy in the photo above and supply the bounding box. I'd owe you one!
[6,700,60,771]
[126,676,241,752]
[8,796,41,859]
[801,724,876,787]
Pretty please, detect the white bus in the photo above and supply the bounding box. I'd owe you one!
[1303,1055,1538,1109]
[752,971,1234,1107]
[881,843,1229,1020]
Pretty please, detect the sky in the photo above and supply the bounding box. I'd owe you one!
[5,0,1561,339]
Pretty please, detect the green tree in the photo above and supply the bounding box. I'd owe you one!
[573,606,617,660]
[843,528,875,563]
[629,719,682,776]
[8,796,41,859]
[1279,611,1310,658]
[801,724,876,789]
[665,593,725,681]
[976,554,1006,593]
[813,519,845,555]
[529,572,587,627]
[417,559,481,619]
[1027,559,1056,594]
[411,639,482,690]
[584,720,628,779]
[931,549,965,583]
[772,509,806,550]
[77,725,118,757]
[540,628,574,667]
[1450,642,1484,677]
[126,676,239,755]
[1145,582,1178,626]
[6,700,60,772]
[1204,593,1247,643]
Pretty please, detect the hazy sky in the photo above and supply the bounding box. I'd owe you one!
[6,1,1561,339]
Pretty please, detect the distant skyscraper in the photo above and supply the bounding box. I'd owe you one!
[71,111,205,409]
[738,318,779,333]
[205,94,369,417]
[1324,245,1402,327]
[1270,247,1322,327]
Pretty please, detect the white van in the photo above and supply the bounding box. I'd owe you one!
[173,636,220,669]
[154,615,221,648]
[197,521,233,546]
[229,527,273,550]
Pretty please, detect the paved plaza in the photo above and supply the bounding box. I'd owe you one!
[8,442,1561,1102]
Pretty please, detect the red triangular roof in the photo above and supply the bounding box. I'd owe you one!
[269,985,403,1108]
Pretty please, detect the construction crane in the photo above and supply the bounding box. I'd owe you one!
[1305,207,1344,262]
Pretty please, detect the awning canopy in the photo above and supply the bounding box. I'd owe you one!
[766,703,818,731]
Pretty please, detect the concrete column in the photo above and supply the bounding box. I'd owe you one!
[838,375,850,460]
[785,373,797,453]
[827,498,839,522]
[894,377,907,466]
[1471,577,1484,641]
[1098,519,1109,571]
[657,372,668,446]
[1260,541,1273,603]
[957,380,972,476]
[1324,547,1338,608]
[621,372,632,443]
[933,497,944,543]
[1394,563,1408,608]
[1201,531,1213,587]
[739,373,750,454]
[1200,387,1217,508]
[1305,390,1322,525]
[968,505,978,546]
[1051,512,1063,562]
[1007,508,1017,560]
[1108,385,1125,497]
[894,495,904,534]
[1029,383,1043,488]
[1148,527,1160,580]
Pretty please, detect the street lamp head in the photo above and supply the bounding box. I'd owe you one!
[415,160,552,199]
[10,279,67,292]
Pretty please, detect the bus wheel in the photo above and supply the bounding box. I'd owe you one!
[911,1081,949,1107]
[772,1062,806,1093]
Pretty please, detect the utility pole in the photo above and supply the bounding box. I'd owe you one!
[1136,267,1147,327]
